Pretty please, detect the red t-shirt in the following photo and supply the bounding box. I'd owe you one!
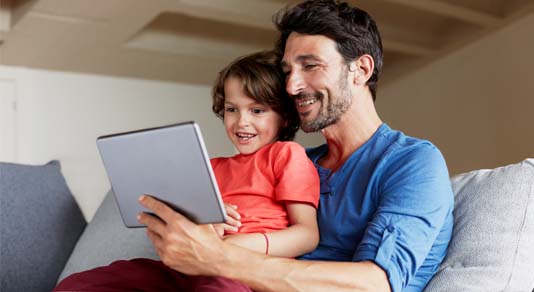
[210,141,320,234]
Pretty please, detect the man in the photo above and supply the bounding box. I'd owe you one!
[138,1,454,291]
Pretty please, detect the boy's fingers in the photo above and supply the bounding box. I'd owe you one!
[225,215,241,228]
[225,204,241,220]
[214,223,239,232]
[222,223,239,232]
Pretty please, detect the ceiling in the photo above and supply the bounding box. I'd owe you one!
[1,0,533,86]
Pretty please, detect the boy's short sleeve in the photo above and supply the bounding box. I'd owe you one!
[353,144,454,292]
[271,142,320,208]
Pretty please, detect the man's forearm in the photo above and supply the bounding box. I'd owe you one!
[218,242,391,292]
[138,195,389,291]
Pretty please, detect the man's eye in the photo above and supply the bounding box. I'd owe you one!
[304,64,318,70]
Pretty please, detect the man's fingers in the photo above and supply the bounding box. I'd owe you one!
[139,195,187,224]
[138,211,166,235]
[146,228,162,246]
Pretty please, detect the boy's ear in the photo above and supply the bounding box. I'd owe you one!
[283,119,289,127]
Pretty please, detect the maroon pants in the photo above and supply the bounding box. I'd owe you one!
[54,258,252,292]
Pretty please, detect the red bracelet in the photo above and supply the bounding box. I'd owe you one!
[261,232,269,255]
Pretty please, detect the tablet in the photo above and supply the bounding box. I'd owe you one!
[96,121,227,228]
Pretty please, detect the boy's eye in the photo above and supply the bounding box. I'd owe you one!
[225,107,237,113]
[251,108,265,114]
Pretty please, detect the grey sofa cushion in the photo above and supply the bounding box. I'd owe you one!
[424,159,534,292]
[0,160,86,292]
[59,190,158,281]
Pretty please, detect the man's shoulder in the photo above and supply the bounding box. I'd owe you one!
[377,125,449,180]
[381,124,432,148]
[305,144,328,160]
[381,125,442,161]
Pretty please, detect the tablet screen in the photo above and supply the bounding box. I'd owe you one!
[96,121,227,227]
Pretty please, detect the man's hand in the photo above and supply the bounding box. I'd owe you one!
[137,195,227,276]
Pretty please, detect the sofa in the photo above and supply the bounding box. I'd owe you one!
[1,159,533,292]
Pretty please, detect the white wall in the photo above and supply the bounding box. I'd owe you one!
[0,65,325,221]
[0,66,235,220]
[377,13,534,175]
[0,74,17,162]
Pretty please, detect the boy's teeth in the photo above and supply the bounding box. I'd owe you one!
[236,133,255,140]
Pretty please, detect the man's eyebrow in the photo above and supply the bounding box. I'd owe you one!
[297,54,322,62]
[281,54,322,68]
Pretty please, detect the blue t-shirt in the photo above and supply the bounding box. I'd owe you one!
[300,124,454,292]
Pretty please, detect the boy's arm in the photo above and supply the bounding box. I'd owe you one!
[223,202,319,257]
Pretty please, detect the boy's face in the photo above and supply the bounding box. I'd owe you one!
[222,77,284,155]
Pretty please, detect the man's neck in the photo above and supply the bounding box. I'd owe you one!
[318,96,382,171]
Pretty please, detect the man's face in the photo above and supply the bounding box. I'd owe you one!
[281,32,352,133]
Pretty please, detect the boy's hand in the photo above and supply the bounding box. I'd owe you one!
[213,203,242,237]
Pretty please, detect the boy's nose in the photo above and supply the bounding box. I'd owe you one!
[238,113,250,127]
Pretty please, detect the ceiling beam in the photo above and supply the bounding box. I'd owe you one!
[0,0,11,34]
[383,38,434,57]
[380,0,502,27]
[126,30,268,61]
[171,0,285,30]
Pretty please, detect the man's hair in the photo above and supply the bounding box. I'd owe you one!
[274,0,383,100]
[212,50,300,141]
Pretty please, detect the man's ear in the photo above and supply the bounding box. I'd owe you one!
[351,55,374,85]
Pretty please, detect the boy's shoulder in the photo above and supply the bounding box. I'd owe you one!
[269,141,306,154]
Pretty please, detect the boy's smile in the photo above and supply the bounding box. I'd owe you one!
[223,77,283,155]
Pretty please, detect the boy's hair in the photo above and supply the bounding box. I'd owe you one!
[212,50,300,141]
[274,0,383,101]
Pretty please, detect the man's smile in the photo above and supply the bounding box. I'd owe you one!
[296,97,319,108]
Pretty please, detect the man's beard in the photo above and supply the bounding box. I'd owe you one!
[300,71,352,133]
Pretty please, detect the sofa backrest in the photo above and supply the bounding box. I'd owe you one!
[424,159,534,291]
[0,161,86,292]
[48,158,534,291]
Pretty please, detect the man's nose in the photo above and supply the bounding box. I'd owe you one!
[286,71,305,96]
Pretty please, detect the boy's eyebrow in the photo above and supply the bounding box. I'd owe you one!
[281,54,322,69]
[225,100,266,107]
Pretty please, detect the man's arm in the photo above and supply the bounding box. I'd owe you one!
[223,247,390,292]
[138,195,391,292]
